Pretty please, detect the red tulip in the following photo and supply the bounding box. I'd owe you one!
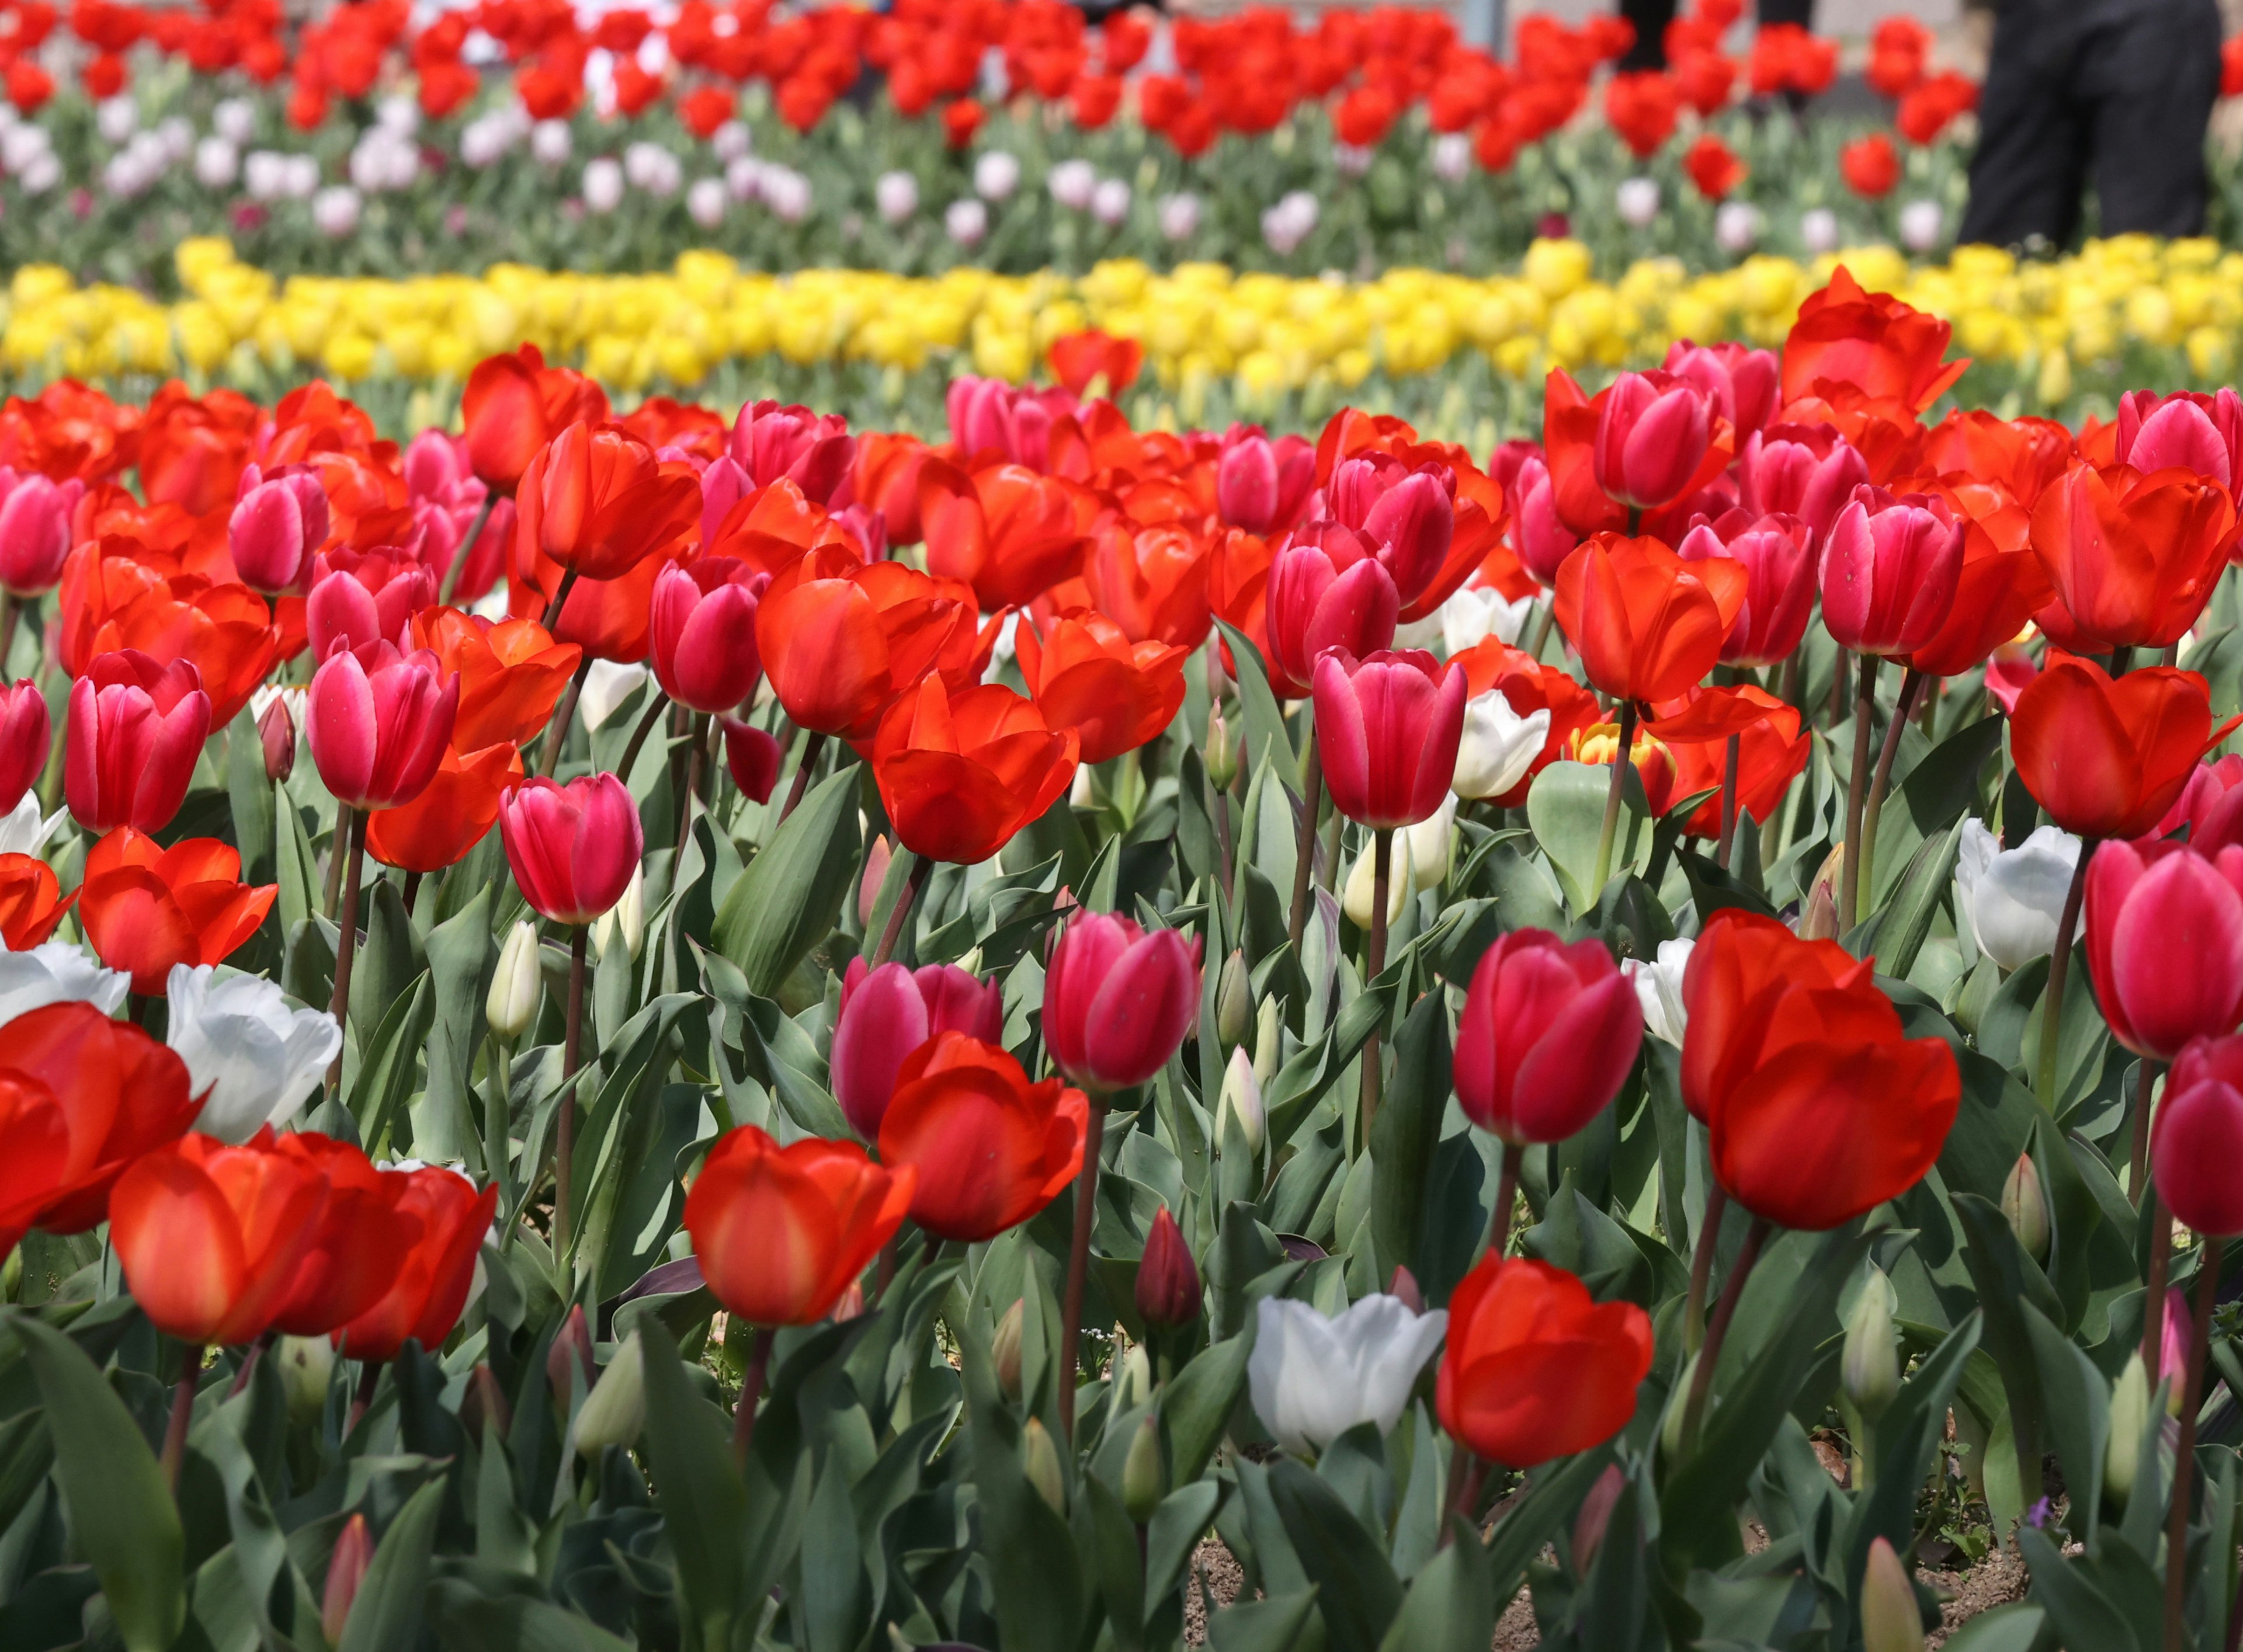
[336,1165,498,1361]
[757,554,987,742]
[1780,265,1968,413]
[2010,658,2232,840]
[0,854,70,948]
[517,422,700,582]
[877,1032,1088,1243]
[1437,1257,1653,1467]
[2030,461,2235,653]
[1604,69,1679,158]
[0,472,81,596]
[65,649,211,834]
[366,742,521,873]
[1897,479,2054,679]
[1043,910,1202,1094]
[830,957,1004,1139]
[1015,608,1188,766]
[411,608,581,753]
[228,465,331,594]
[261,1134,421,1338]
[306,641,459,811]
[1682,133,1745,200]
[0,677,50,814]
[1217,428,1316,536]
[1263,523,1401,699]
[1651,686,1812,836]
[650,559,769,714]
[683,1124,914,1324]
[304,550,436,660]
[1839,133,1900,198]
[1818,484,1965,656]
[2151,1035,2243,1236]
[2143,754,2243,854]
[869,676,1078,867]
[1675,510,1816,666]
[1507,453,1582,586]
[1554,534,1748,705]
[77,829,276,995]
[1915,410,2074,508]
[1311,648,1467,829]
[719,715,783,802]
[1737,425,1869,542]
[919,459,1092,612]
[1136,1205,1202,1328]
[1047,330,1144,398]
[1593,371,1716,512]
[498,773,643,926]
[2084,840,2243,1062]
[1453,929,1643,1145]
[461,345,610,496]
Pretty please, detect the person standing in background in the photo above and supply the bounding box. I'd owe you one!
[1616,0,1810,68]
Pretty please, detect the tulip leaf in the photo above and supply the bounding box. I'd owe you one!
[224,710,277,888]
[713,764,861,998]
[350,975,433,1154]
[2015,1527,2141,1652]
[1265,1458,1401,1652]
[1952,1191,2061,1536]
[2021,1299,2107,1542]
[1935,1604,2050,1652]
[1207,1589,1322,1652]
[1526,761,1651,914]
[959,1304,1088,1652]
[1162,1330,1252,1486]
[1214,620,1297,781]
[336,1476,445,1652]
[1375,1515,1494,1652]
[1367,992,1452,1290]
[6,1312,183,1652]
[1863,817,1963,979]
[417,886,495,1165]
[1872,713,2006,904]
[637,1318,751,1650]
[423,1578,638,1651]
[1144,1479,1225,1605]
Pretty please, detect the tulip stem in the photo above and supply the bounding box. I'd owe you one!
[731,1326,774,1468]
[776,730,825,826]
[541,565,579,634]
[1358,826,1395,1139]
[614,688,671,787]
[1715,735,1742,870]
[2035,842,2095,1110]
[1682,1183,1730,1359]
[1439,1450,1490,1548]
[1286,740,1324,952]
[534,656,593,778]
[1839,654,1879,933]
[1525,597,1557,665]
[869,851,930,968]
[1855,667,1923,927]
[227,1331,273,1399]
[2130,1059,2164,1206]
[1487,1140,1525,1258]
[438,493,495,608]
[1057,1093,1110,1442]
[556,924,589,1261]
[678,712,711,848]
[489,1038,514,1236]
[1589,700,1638,903]
[2164,1239,2223,1652]
[1207,769,1235,898]
[2143,1195,2173,1378]
[347,1361,381,1432]
[1679,1213,1769,1456]
[159,1347,201,1494]
[400,871,421,917]
[325,807,367,1093]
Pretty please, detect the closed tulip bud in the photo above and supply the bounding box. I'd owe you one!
[1136,1207,1202,1329]
[1454,928,1643,1147]
[256,693,296,784]
[591,862,644,961]
[1842,1269,1901,1423]
[1044,912,1201,1094]
[1593,370,1715,512]
[461,1361,513,1440]
[574,1330,646,1456]
[1122,1411,1165,1523]
[488,920,541,1038]
[1860,1536,1926,1652]
[1215,951,1250,1050]
[277,1334,333,1424]
[229,466,331,594]
[1797,877,1842,941]
[1022,1416,1065,1513]
[2106,1352,2150,1507]
[2001,1153,2050,1263]
[1218,1045,1265,1155]
[992,1298,1026,1400]
[548,1304,595,1406]
[1386,1264,1423,1314]
[1116,1343,1152,1410]
[499,774,643,927]
[1253,996,1282,1087]
[1571,1463,1627,1575]
[0,472,80,598]
[858,836,894,929]
[1204,702,1238,791]
[322,1513,373,1644]
[1342,834,1412,928]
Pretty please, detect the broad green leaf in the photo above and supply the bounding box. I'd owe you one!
[713,764,862,997]
[1214,620,1296,780]
[1164,1331,1251,1485]
[1266,1458,1400,1652]
[1526,760,1651,913]
[415,885,495,1164]
[336,1477,446,1652]
[638,1318,749,1650]
[1374,1520,1493,1652]
[1367,993,1452,1289]
[1208,1590,1322,1652]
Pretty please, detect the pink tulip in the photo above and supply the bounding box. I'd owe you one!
[1321,455,1456,607]
[0,472,81,597]
[2114,388,2243,490]
[1676,509,1817,666]
[1453,928,1643,1145]
[829,957,1004,1138]
[2143,754,2243,854]
[1310,648,1467,829]
[2084,840,2243,1063]
[1738,425,1869,542]
[498,773,643,926]
[305,641,459,811]
[1663,340,1779,437]
[946,376,1077,472]
[1509,453,1581,587]
[2152,1034,2243,1237]
[0,679,49,813]
[1043,910,1202,1093]
[1591,370,1714,511]
[228,465,331,594]
[305,550,436,660]
[1216,426,1316,535]
[719,714,783,802]
[1818,484,1964,656]
[65,650,211,833]
[1263,523,1400,698]
[732,399,857,506]
[650,559,769,714]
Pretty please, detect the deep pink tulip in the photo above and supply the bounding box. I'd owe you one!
[305,641,459,811]
[1263,524,1400,698]
[1663,340,1779,437]
[1135,1205,1202,1328]
[0,472,81,597]
[1043,910,1202,1093]
[2152,1034,2243,1236]
[1453,929,1643,1145]
[498,773,643,926]
[718,714,782,802]
[1737,425,1869,542]
[1509,453,1581,587]
[1676,509,1817,666]
[1217,426,1316,536]
[1591,370,1714,512]
[304,550,437,660]
[2084,840,2243,1063]
[228,465,331,594]
[650,559,770,714]
[1818,484,1964,656]
[946,376,1076,471]
[2143,754,2243,854]
[64,650,211,833]
[0,680,48,813]
[2114,388,2243,490]
[732,400,857,506]
[829,957,1005,1139]
[1321,455,1456,607]
[1310,648,1467,830]
[698,456,751,547]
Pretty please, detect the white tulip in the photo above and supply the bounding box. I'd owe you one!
[488,920,542,1039]
[1800,207,1839,255]
[761,165,811,222]
[213,97,256,146]
[1217,1045,1265,1153]
[312,185,362,238]
[460,114,514,169]
[945,197,989,246]
[724,155,763,201]
[1621,936,1694,1045]
[1898,199,1944,253]
[96,95,137,145]
[1452,690,1548,802]
[167,964,341,1143]
[1342,831,1414,928]
[874,169,919,223]
[592,863,645,961]
[711,119,752,162]
[194,135,239,189]
[244,148,289,200]
[1248,1295,1448,1454]
[157,117,193,164]
[578,659,648,731]
[1332,141,1373,177]
[1430,133,1471,183]
[2,123,52,176]
[1047,158,1096,210]
[1615,176,1660,226]
[1714,200,1762,252]
[688,176,726,228]
[583,156,624,213]
[0,944,129,1024]
[973,149,1020,201]
[530,119,574,166]
[1089,177,1131,227]
[281,154,320,199]
[16,150,57,194]
[1439,585,1536,653]
[1954,818,2080,972]
[0,794,67,858]
[1261,190,1320,256]
[1157,192,1201,241]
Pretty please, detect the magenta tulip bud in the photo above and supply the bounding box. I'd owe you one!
[1676,509,1817,666]
[1662,340,1779,437]
[829,956,1004,1139]
[1216,426,1315,536]
[1263,524,1401,699]
[2154,1034,2243,1237]
[65,649,211,834]
[1738,425,1869,542]
[1309,648,1467,830]
[1818,484,1964,656]
[2143,755,2243,855]
[258,692,296,784]
[498,773,644,926]
[1592,370,1713,511]
[2085,840,2243,1063]
[650,559,769,714]
[1043,910,1202,1094]
[229,464,331,594]
[1135,1205,1202,1329]
[321,1513,373,1644]
[718,714,782,802]
[0,471,81,597]
[1453,928,1643,1145]
[305,641,458,811]
[1511,453,1581,587]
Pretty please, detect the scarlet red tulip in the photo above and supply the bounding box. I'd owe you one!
[1593,371,1716,512]
[1737,425,1869,541]
[830,957,1004,1140]
[1554,534,1748,705]
[0,677,50,814]
[228,465,331,594]
[0,472,80,596]
[1043,910,1202,1094]
[877,1032,1088,1243]
[1818,484,1965,656]
[306,641,459,811]
[77,829,276,995]
[650,559,769,715]
[1436,1257,1652,1467]
[919,458,1091,611]
[1604,69,1679,157]
[1915,410,2074,508]
[58,552,277,726]
[1675,510,1815,666]
[1136,1205,1202,1328]
[719,715,783,802]
[757,554,987,742]
[683,1124,914,1325]
[498,773,643,926]
[1015,609,1188,765]
[1780,265,1968,413]
[1839,133,1901,198]
[65,649,211,834]
[1311,648,1467,829]
[336,1165,498,1361]
[870,676,1078,866]
[304,550,436,660]
[461,345,611,495]
[1217,428,1316,536]
[1263,524,1401,698]
[2029,461,2235,653]
[2151,1035,2243,1236]
[1454,930,1643,1145]
[2009,658,2231,840]
[1650,686,1812,836]
[1682,133,1744,199]
[366,741,521,873]
[0,854,69,948]
[2084,840,2243,1062]
[262,1133,421,1338]
[517,422,700,582]
[410,608,581,753]
[1047,330,1144,398]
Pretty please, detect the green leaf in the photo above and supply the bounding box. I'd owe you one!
[336,1477,446,1652]
[1484,1448,1616,1599]
[1266,1458,1401,1652]
[1164,1333,1252,1486]
[5,1313,183,1652]
[1368,993,1452,1289]
[2022,1299,2109,1542]
[1872,713,2005,903]
[637,1319,749,1650]
[960,1304,1086,1652]
[350,975,433,1154]
[1375,1521,1494,1652]
[1214,620,1296,780]
[224,711,277,888]
[1526,760,1650,913]
[1208,1589,1323,1652]
[416,885,495,1164]
[1935,1604,2048,1652]
[1952,1191,2061,1507]
[1869,817,1962,979]
[712,764,862,997]
[424,1578,638,1651]
[2017,1526,2140,1652]
[1145,1480,1224,1606]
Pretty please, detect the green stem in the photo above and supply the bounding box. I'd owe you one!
[870,851,931,968]
[1589,700,1638,903]
[1359,826,1394,1142]
[2164,1240,2222,1652]
[325,807,366,1092]
[1287,739,1324,952]
[557,924,586,1259]
[1839,653,1878,931]
[1855,667,1923,927]
[1057,1094,1111,1442]
[2034,844,2094,1108]
[1682,1183,1730,1359]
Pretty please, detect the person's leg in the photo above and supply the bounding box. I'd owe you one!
[1959,4,2092,247]
[1756,0,1811,26]
[2083,0,2222,237]
[1619,0,1678,70]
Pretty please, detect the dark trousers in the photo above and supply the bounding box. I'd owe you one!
[1619,0,1812,71]
[1961,0,2222,247]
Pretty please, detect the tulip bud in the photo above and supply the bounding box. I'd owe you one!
[1204,701,1238,791]
[1842,1268,1900,1423]
[1252,996,1282,1087]
[1218,1046,1265,1156]
[1571,1462,1626,1575]
[548,1304,595,1406]
[2163,1286,2191,1415]
[1115,1343,1152,1410]
[2001,1153,2050,1263]
[2106,1352,2150,1507]
[574,1331,647,1456]
[1214,950,1250,1050]
[1022,1416,1066,1513]
[258,694,296,783]
[1342,835,1412,928]
[1122,1411,1165,1523]
[1859,1535,1926,1652]
[1387,1264,1423,1315]
[858,835,893,929]
[277,1335,334,1426]
[1136,1208,1202,1329]
[0,1246,18,1303]
[992,1298,1025,1400]
[460,1361,512,1441]
[1797,877,1841,942]
[591,862,645,962]
[488,920,541,1039]
[322,1513,373,1644]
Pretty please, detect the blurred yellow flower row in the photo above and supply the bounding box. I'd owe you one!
[4,232,2237,399]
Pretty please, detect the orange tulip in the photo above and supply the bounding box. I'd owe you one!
[1779,265,1969,413]
[876,1032,1088,1242]
[77,828,277,995]
[1897,478,2053,678]
[1436,1257,1652,1468]
[757,551,991,743]
[2011,657,2235,840]
[1209,526,1276,660]
[702,477,863,584]
[683,1124,914,1325]
[261,1134,422,1338]
[871,675,1079,865]
[58,545,279,726]
[2030,461,2235,653]
[507,528,679,665]
[411,608,582,753]
[853,430,933,546]
[461,344,611,495]
[366,742,523,873]
[0,853,72,948]
[919,458,1091,611]
[1077,518,1214,647]
[1648,686,1811,835]
[1046,329,1144,398]
[1553,533,1748,705]
[515,422,701,582]
[1015,609,1188,765]
[1914,410,2073,509]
